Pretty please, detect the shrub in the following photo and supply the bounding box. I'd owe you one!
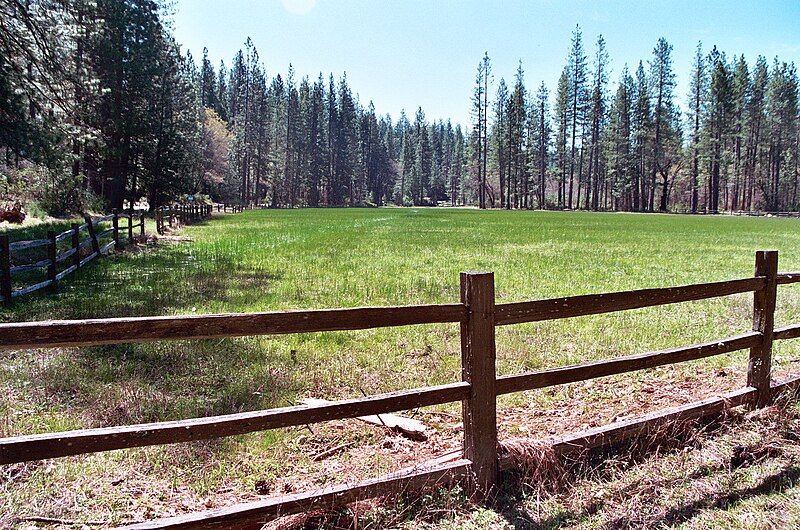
[0,201,25,223]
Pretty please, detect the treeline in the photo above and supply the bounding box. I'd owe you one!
[0,0,468,213]
[2,2,797,214]
[206,41,468,207]
[473,27,800,213]
[1,0,202,213]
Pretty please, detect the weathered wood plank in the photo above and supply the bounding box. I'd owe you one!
[0,235,11,304]
[0,382,470,464]
[301,398,427,438]
[10,279,53,298]
[771,373,800,396]
[10,258,50,274]
[496,332,761,395]
[55,229,74,242]
[55,265,78,282]
[0,304,467,350]
[46,231,56,292]
[8,239,49,251]
[84,215,100,254]
[70,224,80,269]
[774,323,800,341]
[776,272,800,285]
[56,248,77,263]
[78,251,98,268]
[749,251,778,407]
[117,459,471,530]
[498,386,757,470]
[460,272,498,498]
[100,241,115,255]
[495,277,765,326]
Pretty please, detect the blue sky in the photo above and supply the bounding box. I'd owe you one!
[173,0,800,127]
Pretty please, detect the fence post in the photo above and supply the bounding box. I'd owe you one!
[0,235,12,305]
[460,272,498,499]
[127,210,134,243]
[140,212,145,237]
[47,231,57,291]
[113,210,121,250]
[84,214,100,255]
[748,250,778,408]
[71,223,80,269]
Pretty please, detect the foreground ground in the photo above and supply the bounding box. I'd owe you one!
[2,208,800,527]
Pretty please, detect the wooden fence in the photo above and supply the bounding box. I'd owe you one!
[0,210,145,305]
[155,203,213,235]
[1,250,800,529]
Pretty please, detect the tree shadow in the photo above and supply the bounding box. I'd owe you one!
[2,239,293,431]
[2,239,282,321]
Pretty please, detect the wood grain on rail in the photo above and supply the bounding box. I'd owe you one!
[496,277,765,325]
[0,382,470,464]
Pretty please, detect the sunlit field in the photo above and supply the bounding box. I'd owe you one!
[3,208,800,526]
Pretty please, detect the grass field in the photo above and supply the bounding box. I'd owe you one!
[3,207,800,527]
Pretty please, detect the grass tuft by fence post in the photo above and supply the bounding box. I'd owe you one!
[0,235,12,305]
[459,271,498,499]
[748,250,778,407]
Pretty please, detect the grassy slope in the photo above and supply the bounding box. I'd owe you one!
[2,208,800,527]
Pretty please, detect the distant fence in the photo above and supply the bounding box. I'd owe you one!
[2,203,249,304]
[155,203,212,235]
[0,210,145,305]
[1,250,799,528]
[154,202,257,235]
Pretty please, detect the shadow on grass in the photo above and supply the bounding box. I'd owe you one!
[1,239,281,321]
[2,239,294,430]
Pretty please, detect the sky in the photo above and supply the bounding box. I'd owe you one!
[172,0,800,128]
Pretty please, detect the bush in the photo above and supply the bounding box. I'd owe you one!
[36,169,91,215]
[0,201,25,223]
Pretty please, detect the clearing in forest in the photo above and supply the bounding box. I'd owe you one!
[3,208,800,527]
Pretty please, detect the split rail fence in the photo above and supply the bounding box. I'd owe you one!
[155,203,213,234]
[2,250,800,528]
[0,211,145,305]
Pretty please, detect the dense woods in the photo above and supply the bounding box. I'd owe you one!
[1,2,798,215]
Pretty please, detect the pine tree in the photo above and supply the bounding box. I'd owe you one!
[566,25,588,209]
[706,47,732,213]
[587,35,608,210]
[687,42,706,213]
[554,69,570,208]
[494,78,508,208]
[632,61,652,211]
[649,38,676,211]
[608,67,635,210]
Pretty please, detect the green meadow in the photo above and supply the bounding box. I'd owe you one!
[3,207,800,526]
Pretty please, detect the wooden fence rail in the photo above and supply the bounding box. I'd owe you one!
[2,250,800,528]
[0,210,147,305]
[154,203,213,235]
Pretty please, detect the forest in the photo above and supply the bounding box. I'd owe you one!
[1,0,798,215]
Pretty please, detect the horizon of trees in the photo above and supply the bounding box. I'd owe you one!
[1,1,797,214]
[475,27,799,213]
